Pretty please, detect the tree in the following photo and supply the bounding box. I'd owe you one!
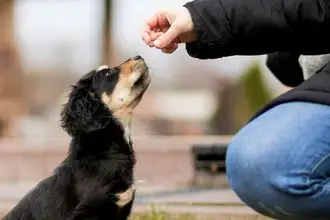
[0,0,26,137]
[103,0,112,64]
[233,62,273,130]
[207,62,274,135]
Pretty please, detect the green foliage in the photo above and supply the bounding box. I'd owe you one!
[233,62,273,130]
[207,62,274,134]
[239,63,273,114]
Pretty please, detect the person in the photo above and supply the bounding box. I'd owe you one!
[142,1,330,220]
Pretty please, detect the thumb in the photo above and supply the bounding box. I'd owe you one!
[154,24,180,49]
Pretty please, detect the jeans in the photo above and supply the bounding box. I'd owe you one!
[226,102,330,220]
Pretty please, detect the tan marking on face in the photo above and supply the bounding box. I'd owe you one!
[102,92,134,144]
[115,185,135,207]
[101,59,148,112]
[100,58,150,143]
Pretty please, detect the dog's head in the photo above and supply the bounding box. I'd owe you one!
[61,55,151,136]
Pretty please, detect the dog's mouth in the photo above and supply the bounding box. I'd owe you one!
[133,67,148,86]
[129,67,151,108]
[129,81,149,108]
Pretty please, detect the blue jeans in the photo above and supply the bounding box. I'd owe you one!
[226,102,330,220]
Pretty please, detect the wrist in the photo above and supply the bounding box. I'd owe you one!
[180,7,197,43]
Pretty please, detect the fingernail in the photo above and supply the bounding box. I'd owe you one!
[154,39,161,47]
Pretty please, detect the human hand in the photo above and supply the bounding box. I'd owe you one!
[142,7,196,54]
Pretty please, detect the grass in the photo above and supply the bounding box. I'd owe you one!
[131,211,196,220]
[130,206,271,220]
[131,212,270,220]
[131,205,194,220]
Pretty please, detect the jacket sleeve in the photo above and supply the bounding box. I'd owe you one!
[266,52,304,87]
[183,0,330,59]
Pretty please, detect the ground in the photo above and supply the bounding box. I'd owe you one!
[131,209,271,220]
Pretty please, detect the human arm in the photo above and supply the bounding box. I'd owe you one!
[142,0,330,58]
[184,0,330,59]
[266,52,304,87]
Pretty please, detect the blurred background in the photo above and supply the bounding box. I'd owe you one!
[0,0,290,219]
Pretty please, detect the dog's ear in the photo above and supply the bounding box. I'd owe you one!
[60,85,111,136]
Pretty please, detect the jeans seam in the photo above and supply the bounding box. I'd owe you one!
[307,152,330,188]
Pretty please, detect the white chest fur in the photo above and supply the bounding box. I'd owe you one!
[115,185,135,207]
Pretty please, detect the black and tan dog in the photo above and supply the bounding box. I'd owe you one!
[3,55,151,220]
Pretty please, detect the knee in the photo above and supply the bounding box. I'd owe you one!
[225,123,278,178]
[226,135,320,201]
[225,128,315,198]
[225,129,275,195]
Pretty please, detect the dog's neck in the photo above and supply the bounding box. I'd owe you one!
[113,110,133,145]
[71,118,133,158]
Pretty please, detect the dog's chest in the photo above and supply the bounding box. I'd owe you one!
[115,184,136,207]
[77,158,134,190]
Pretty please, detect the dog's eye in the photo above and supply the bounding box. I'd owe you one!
[105,68,119,77]
[104,68,119,79]
[105,71,113,77]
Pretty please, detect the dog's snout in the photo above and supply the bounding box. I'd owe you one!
[133,55,142,61]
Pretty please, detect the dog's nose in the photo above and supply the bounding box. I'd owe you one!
[133,55,142,61]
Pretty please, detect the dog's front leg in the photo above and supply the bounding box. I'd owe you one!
[68,191,118,220]
[115,185,135,208]
[114,186,136,220]
[116,194,135,220]
[69,203,115,220]
[69,202,102,220]
[69,199,119,220]
[68,186,136,220]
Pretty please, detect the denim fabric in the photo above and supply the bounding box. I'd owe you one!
[226,102,330,220]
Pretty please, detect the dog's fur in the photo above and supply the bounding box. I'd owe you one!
[3,55,151,220]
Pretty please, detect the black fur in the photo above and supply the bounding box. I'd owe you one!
[266,52,304,87]
[3,69,136,220]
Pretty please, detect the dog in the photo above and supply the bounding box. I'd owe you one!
[3,55,151,220]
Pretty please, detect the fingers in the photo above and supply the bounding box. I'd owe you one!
[142,10,181,52]
[142,11,168,47]
[148,32,163,47]
[154,24,180,49]
[145,12,162,30]
[142,25,152,46]
[161,42,178,54]
[143,29,179,53]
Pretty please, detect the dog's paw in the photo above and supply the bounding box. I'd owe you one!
[115,185,135,207]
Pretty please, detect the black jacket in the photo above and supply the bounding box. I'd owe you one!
[184,0,330,119]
